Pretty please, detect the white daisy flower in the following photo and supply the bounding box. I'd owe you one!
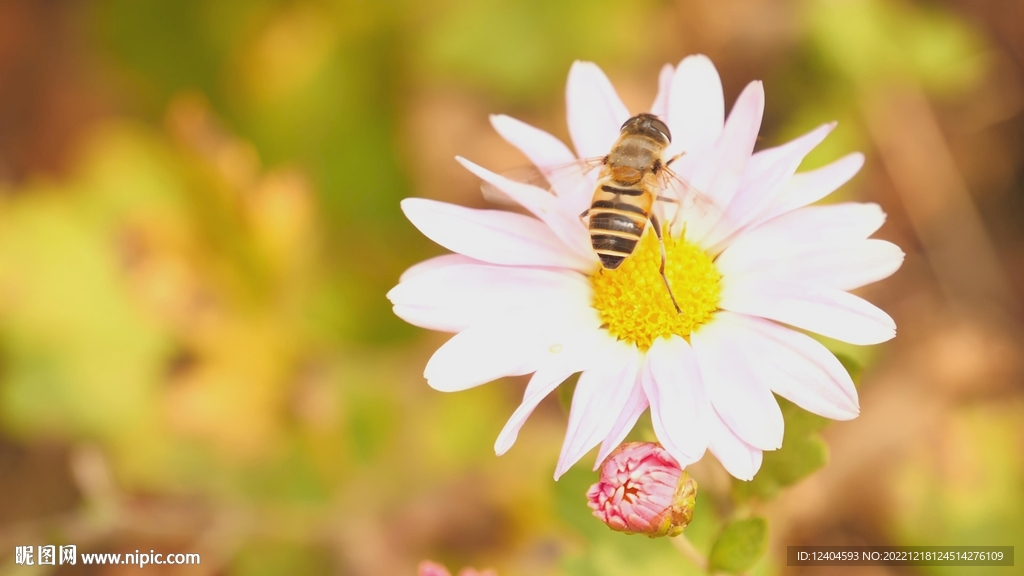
[388,56,903,481]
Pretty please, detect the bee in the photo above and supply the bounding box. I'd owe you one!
[581,113,685,313]
[482,113,711,314]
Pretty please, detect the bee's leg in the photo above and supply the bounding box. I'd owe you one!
[650,214,682,314]
[655,195,683,231]
[579,208,590,226]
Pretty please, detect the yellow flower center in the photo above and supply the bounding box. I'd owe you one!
[590,232,722,351]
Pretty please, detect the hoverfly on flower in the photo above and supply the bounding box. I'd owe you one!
[390,56,902,481]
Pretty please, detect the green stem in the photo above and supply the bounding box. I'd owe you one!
[670,533,709,572]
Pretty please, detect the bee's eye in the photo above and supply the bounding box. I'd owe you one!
[650,117,671,143]
[620,116,637,132]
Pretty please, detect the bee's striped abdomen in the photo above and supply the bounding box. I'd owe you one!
[588,191,649,270]
[584,113,683,312]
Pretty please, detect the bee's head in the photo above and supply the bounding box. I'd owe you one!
[620,113,671,144]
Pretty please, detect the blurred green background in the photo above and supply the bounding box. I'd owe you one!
[0,0,1021,574]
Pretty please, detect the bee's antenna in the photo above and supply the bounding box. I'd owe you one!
[665,151,687,167]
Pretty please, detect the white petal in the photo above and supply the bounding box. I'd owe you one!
[720,312,859,420]
[494,328,606,455]
[745,123,837,199]
[457,157,596,263]
[642,336,710,465]
[489,114,583,200]
[721,203,887,258]
[565,61,631,159]
[594,375,648,467]
[554,340,640,479]
[690,318,784,451]
[798,240,904,291]
[665,55,724,163]
[707,409,763,481]
[649,63,674,118]
[720,280,897,345]
[759,152,865,222]
[703,123,837,249]
[401,198,592,271]
[388,264,591,332]
[716,203,902,290]
[424,306,600,393]
[683,81,765,243]
[399,254,483,283]
[728,240,905,292]
[424,324,538,393]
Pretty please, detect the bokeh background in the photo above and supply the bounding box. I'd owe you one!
[0,0,1021,574]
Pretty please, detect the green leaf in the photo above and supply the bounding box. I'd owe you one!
[708,517,768,574]
[734,399,830,500]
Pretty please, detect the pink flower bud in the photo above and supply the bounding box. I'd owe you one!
[586,442,698,537]
[417,560,497,576]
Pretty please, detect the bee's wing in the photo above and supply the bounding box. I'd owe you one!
[479,165,550,206]
[656,165,724,218]
[481,157,604,207]
[655,165,740,242]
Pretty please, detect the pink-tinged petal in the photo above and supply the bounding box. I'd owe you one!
[730,240,905,292]
[566,61,631,159]
[594,376,649,467]
[702,123,837,249]
[758,152,866,223]
[555,339,640,479]
[725,203,887,256]
[399,254,484,283]
[707,409,763,481]
[714,203,893,284]
[690,318,785,451]
[746,123,837,197]
[457,157,596,264]
[642,336,709,465]
[424,306,599,393]
[588,442,697,536]
[665,55,724,163]
[649,63,674,118]
[718,201,898,272]
[494,328,606,456]
[489,114,583,197]
[719,280,897,345]
[681,81,765,242]
[388,264,591,333]
[799,240,904,291]
[720,312,859,420]
[401,198,592,271]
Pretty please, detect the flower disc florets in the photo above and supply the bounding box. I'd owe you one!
[591,232,721,350]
